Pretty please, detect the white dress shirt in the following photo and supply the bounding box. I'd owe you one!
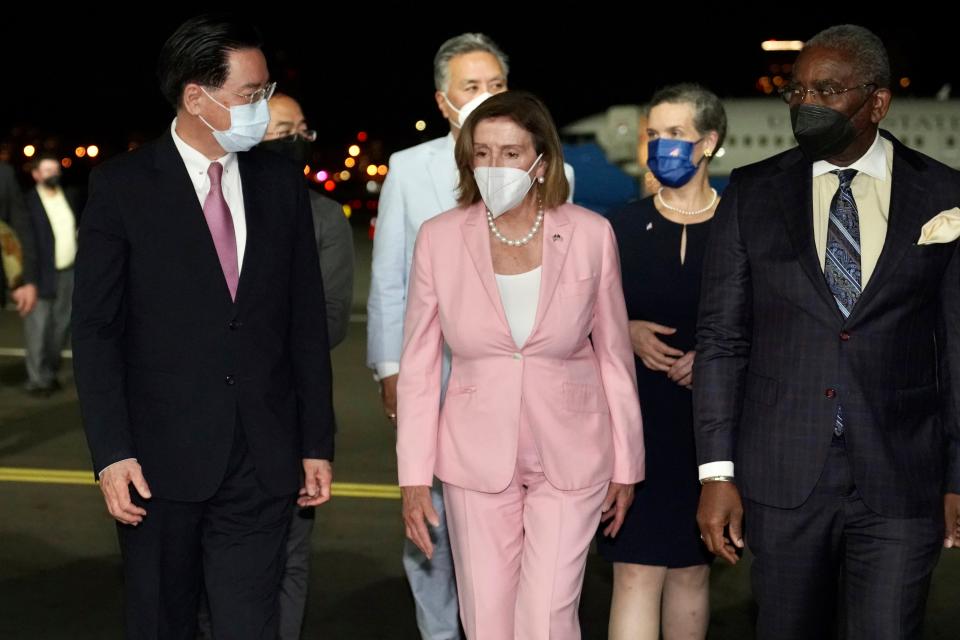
[170,119,247,271]
[37,186,77,269]
[698,133,893,482]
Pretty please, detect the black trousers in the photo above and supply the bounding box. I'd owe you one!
[117,421,295,640]
[745,436,943,640]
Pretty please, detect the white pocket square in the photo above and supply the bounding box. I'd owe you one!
[918,208,960,245]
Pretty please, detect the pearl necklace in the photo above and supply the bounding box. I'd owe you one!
[487,204,544,247]
[656,187,718,216]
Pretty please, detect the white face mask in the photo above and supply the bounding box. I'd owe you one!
[444,91,493,129]
[199,87,271,153]
[474,153,544,218]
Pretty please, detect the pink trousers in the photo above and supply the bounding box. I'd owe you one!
[443,420,609,639]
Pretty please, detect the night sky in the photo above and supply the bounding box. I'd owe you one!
[2,6,957,177]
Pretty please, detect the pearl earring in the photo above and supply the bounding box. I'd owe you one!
[537,176,545,184]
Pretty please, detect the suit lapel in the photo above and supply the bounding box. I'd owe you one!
[774,151,845,322]
[234,152,263,306]
[529,207,572,340]
[848,134,930,323]
[460,202,510,335]
[152,132,235,308]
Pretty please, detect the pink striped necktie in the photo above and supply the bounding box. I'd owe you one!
[203,161,239,301]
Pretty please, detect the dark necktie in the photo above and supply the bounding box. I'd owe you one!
[824,168,860,436]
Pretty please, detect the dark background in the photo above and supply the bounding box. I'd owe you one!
[2,6,956,172]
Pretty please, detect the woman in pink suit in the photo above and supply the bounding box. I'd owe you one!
[397,91,645,640]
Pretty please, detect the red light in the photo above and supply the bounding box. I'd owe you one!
[324,180,336,192]
[351,199,362,209]
[357,131,368,142]
[366,200,378,210]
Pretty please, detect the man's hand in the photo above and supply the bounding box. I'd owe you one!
[697,480,744,564]
[944,493,960,548]
[299,459,333,507]
[99,459,151,525]
[380,374,398,426]
[11,283,37,317]
[667,350,696,389]
[600,482,635,537]
[629,320,684,372]
[402,485,439,559]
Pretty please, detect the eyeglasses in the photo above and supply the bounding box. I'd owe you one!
[210,81,278,105]
[778,82,876,105]
[265,130,318,143]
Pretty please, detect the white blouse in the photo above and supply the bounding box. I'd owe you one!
[495,266,542,348]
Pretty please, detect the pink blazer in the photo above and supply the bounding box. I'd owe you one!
[397,202,645,493]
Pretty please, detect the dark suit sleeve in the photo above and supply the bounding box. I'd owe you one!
[939,237,960,494]
[292,182,336,460]
[693,174,752,465]
[71,167,135,474]
[311,193,354,349]
[0,165,37,285]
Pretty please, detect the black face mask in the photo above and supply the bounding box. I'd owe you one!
[259,136,313,168]
[42,175,61,189]
[790,92,874,161]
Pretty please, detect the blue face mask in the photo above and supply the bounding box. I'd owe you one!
[647,138,704,188]
[199,87,271,153]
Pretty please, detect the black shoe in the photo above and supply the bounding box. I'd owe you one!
[23,382,54,397]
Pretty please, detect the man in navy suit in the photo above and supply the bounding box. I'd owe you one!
[694,25,960,639]
[72,14,334,639]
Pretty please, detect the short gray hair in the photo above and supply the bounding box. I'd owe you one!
[648,83,728,154]
[433,33,509,93]
[806,25,891,89]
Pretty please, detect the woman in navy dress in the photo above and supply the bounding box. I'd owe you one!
[598,84,728,640]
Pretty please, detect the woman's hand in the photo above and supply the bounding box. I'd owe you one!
[402,485,440,558]
[667,350,696,389]
[629,320,684,372]
[600,482,635,537]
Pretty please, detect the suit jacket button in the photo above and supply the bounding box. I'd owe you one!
[825,388,836,398]
[839,331,850,341]
[513,353,523,360]
[225,375,236,386]
[229,321,241,331]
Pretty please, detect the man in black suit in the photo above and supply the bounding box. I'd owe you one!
[72,14,335,640]
[24,152,82,394]
[694,25,960,639]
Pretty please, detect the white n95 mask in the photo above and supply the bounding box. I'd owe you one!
[474,153,543,218]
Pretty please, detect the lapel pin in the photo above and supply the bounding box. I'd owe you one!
[646,222,654,231]
[552,233,562,242]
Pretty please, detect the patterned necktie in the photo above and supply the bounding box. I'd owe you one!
[824,168,860,436]
[203,161,239,301]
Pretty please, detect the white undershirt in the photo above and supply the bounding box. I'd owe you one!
[495,267,541,348]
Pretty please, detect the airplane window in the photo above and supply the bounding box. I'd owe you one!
[948,136,956,148]
[759,136,769,147]
[744,136,752,147]
[728,135,737,146]
[916,136,924,148]
[775,136,785,146]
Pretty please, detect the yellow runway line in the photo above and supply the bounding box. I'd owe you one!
[0,467,400,499]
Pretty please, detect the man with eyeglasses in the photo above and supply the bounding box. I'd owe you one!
[73,14,335,639]
[694,24,960,639]
[260,92,354,640]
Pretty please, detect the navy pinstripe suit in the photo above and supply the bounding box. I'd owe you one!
[694,130,960,638]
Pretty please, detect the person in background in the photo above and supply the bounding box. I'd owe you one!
[261,91,354,639]
[598,83,726,640]
[367,32,511,640]
[23,152,82,395]
[0,161,38,320]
